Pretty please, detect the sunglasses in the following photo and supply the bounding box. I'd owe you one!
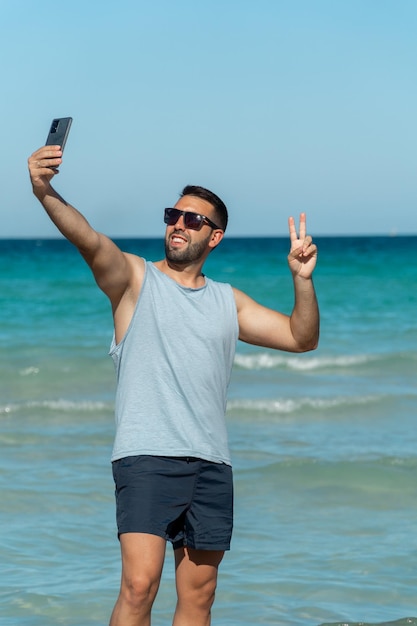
[164,207,221,231]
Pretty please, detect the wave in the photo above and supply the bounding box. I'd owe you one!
[19,366,40,376]
[233,350,416,372]
[235,456,417,498]
[0,398,113,416]
[242,454,417,475]
[227,394,382,417]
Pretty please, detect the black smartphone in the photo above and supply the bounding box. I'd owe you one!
[45,117,73,151]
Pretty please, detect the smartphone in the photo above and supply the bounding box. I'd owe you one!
[45,117,73,151]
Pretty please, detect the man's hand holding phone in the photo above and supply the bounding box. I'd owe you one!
[28,117,72,196]
[28,146,63,196]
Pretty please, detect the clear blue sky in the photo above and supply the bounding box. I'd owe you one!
[3,0,416,237]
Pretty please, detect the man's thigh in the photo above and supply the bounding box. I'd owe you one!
[119,533,167,583]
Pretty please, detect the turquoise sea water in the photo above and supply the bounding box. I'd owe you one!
[1,235,417,625]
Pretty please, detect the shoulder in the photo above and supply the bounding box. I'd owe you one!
[126,254,147,291]
[110,254,146,309]
[232,286,256,312]
[124,252,146,268]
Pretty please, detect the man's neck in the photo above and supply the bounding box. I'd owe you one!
[153,258,206,288]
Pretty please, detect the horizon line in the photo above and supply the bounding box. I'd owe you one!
[0,231,415,241]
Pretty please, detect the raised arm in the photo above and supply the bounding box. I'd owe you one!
[234,213,319,353]
[27,145,140,308]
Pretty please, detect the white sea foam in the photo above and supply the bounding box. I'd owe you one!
[234,351,376,371]
[227,394,380,415]
[19,366,40,376]
[0,399,112,415]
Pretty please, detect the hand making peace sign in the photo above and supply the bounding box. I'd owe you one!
[287,213,318,279]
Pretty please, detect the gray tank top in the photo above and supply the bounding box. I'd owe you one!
[109,261,239,465]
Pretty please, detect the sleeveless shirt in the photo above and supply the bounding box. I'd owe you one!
[109,260,239,465]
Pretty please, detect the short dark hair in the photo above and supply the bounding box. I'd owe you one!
[180,185,228,231]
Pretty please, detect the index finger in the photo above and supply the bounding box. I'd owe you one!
[31,145,62,160]
[288,216,298,242]
[299,212,306,240]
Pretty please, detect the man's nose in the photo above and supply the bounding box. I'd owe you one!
[173,212,186,229]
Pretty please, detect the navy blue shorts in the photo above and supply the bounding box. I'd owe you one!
[112,455,234,551]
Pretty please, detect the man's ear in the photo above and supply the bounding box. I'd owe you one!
[209,229,224,250]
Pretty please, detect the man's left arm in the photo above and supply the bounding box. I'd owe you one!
[234,213,319,353]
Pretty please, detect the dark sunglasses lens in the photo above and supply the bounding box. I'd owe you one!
[164,208,179,224]
[183,213,203,230]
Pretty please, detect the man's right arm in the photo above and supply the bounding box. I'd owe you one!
[28,145,135,306]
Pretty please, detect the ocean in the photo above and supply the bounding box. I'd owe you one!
[1,235,416,626]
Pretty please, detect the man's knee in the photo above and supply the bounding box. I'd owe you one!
[195,576,217,610]
[120,572,160,611]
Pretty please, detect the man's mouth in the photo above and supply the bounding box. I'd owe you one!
[170,233,188,246]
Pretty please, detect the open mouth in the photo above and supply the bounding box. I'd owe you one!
[170,233,188,246]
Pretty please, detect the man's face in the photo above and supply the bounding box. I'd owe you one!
[164,195,220,264]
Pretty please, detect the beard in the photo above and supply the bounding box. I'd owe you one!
[165,231,212,264]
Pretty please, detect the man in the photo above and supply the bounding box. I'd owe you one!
[28,144,319,626]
